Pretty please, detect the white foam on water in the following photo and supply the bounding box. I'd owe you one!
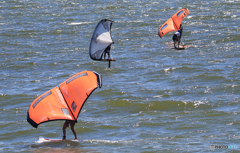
[67,22,91,25]
[35,136,79,143]
[35,136,46,143]
[153,95,163,98]
[83,139,136,144]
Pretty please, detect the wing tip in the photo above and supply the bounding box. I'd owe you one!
[27,112,38,128]
[92,71,102,88]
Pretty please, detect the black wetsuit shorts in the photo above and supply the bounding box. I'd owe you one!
[172,34,178,41]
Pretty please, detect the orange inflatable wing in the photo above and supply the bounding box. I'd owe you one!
[158,18,177,38]
[27,71,102,128]
[27,87,74,128]
[171,8,190,30]
[59,71,102,120]
[158,8,190,38]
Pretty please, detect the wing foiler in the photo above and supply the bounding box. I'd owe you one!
[89,19,115,68]
[27,70,102,128]
[158,8,190,38]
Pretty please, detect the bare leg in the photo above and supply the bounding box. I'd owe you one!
[62,122,67,140]
[178,37,180,48]
[174,41,176,48]
[70,124,77,140]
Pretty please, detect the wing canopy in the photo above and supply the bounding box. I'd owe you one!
[89,19,114,60]
[27,71,102,128]
[59,71,101,120]
[158,8,190,38]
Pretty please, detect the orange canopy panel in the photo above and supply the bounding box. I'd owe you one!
[59,71,101,120]
[158,8,190,38]
[158,18,177,38]
[171,8,190,30]
[27,71,102,128]
[27,87,74,128]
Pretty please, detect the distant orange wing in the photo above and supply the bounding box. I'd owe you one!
[158,8,190,38]
[158,18,177,38]
[27,71,102,128]
[171,8,190,30]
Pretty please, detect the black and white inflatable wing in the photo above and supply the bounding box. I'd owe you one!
[89,19,114,60]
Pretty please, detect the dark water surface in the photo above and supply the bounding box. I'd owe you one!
[1,0,240,152]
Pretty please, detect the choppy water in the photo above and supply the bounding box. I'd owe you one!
[1,0,240,152]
